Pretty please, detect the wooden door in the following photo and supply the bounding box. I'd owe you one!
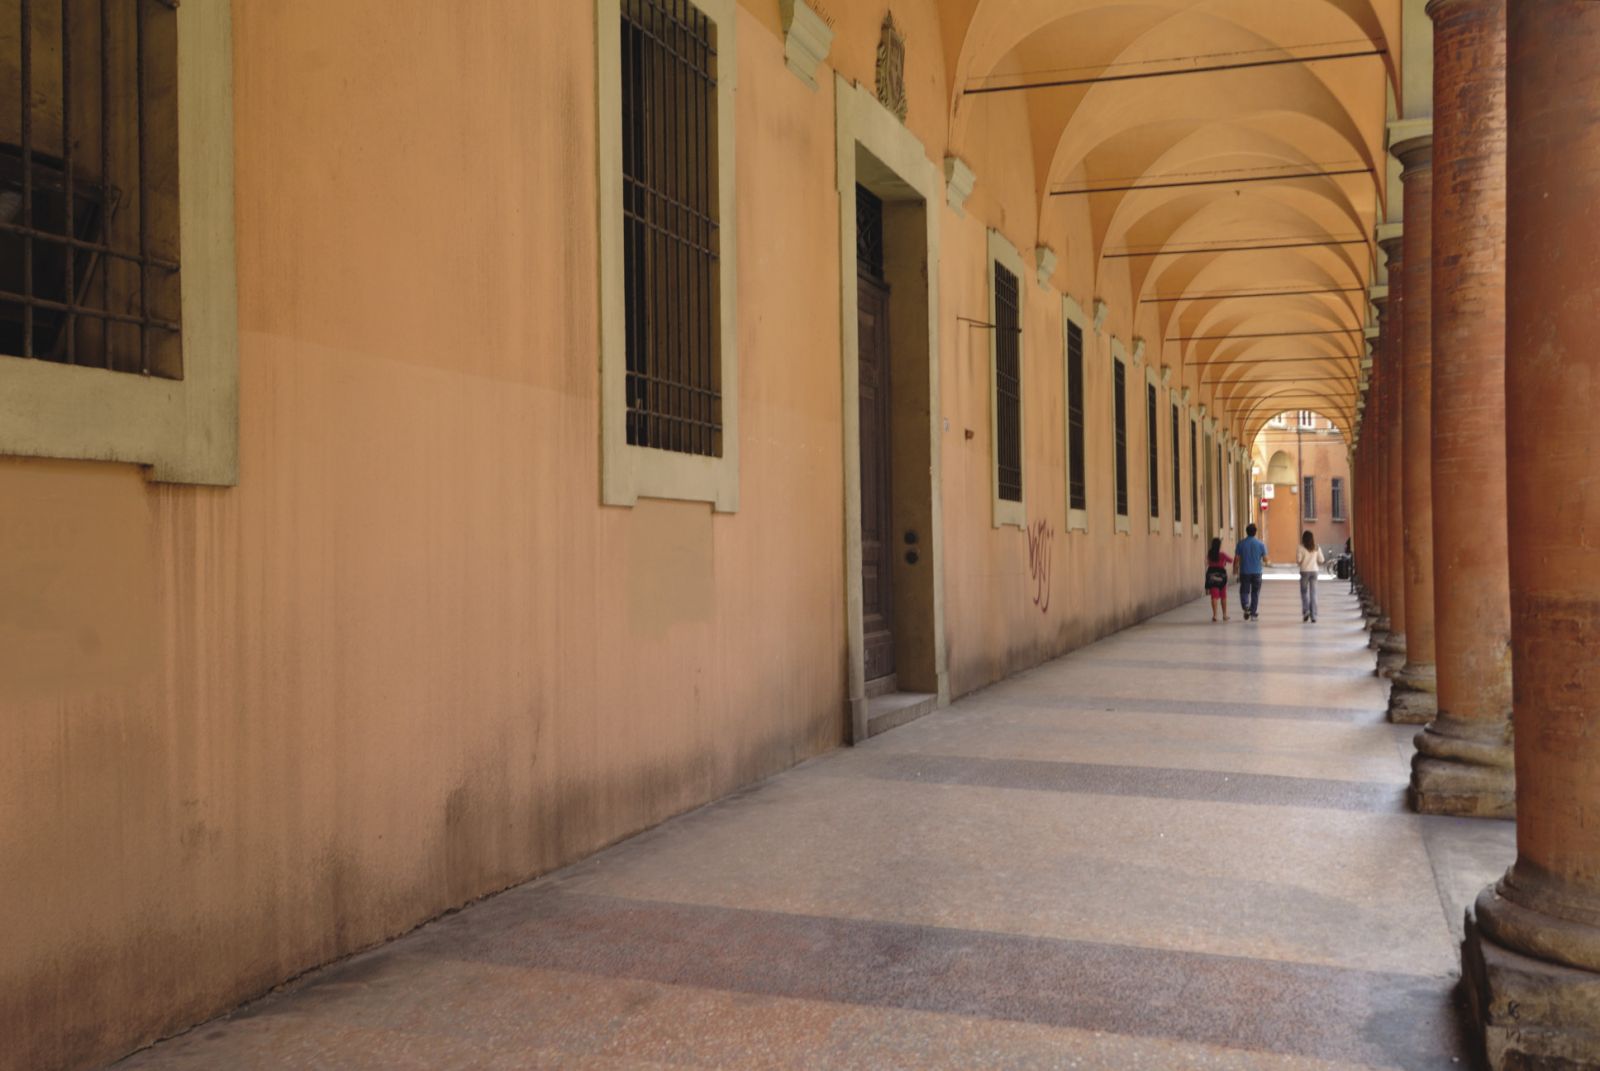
[858,274,896,683]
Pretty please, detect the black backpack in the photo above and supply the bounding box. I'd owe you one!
[1204,564,1229,589]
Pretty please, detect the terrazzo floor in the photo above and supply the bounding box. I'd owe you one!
[111,576,1514,1070]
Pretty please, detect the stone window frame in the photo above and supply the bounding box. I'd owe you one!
[0,3,238,485]
[1109,337,1130,535]
[1303,473,1317,520]
[595,0,740,512]
[1061,293,1088,533]
[987,228,1025,530]
[1331,475,1346,521]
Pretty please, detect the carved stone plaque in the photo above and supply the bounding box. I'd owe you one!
[876,13,908,122]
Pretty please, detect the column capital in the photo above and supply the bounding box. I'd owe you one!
[1393,136,1434,178]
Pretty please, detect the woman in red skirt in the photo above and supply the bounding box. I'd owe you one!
[1205,536,1232,622]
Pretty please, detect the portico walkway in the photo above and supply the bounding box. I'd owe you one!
[113,580,1514,1070]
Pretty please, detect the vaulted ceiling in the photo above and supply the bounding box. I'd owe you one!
[942,0,1402,441]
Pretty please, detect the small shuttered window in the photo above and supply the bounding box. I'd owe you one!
[1066,320,1086,512]
[621,0,722,456]
[994,261,1022,502]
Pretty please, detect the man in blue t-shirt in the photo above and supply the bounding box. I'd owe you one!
[1234,524,1268,621]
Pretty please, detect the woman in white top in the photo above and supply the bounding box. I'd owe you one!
[1296,530,1326,623]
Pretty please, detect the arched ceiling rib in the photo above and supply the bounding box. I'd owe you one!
[944,0,1399,438]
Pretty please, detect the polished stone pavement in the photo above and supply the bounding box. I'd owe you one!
[113,577,1515,1070]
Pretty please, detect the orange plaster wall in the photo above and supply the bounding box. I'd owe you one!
[0,6,847,1070]
[5,5,1239,1069]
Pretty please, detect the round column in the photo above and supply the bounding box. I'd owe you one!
[1364,300,1392,638]
[1465,2,1600,1063]
[1411,0,1513,817]
[1389,136,1438,722]
[1376,234,1407,676]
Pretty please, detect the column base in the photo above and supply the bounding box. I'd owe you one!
[1463,912,1600,1070]
[1386,661,1436,724]
[1409,714,1515,818]
[1368,617,1392,647]
[1375,631,1406,678]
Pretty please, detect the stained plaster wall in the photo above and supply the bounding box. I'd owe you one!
[2,3,1236,1068]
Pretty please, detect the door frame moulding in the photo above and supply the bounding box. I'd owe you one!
[834,76,950,743]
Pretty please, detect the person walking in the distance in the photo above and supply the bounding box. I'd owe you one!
[1233,523,1268,621]
[1205,537,1232,623]
[1297,530,1326,623]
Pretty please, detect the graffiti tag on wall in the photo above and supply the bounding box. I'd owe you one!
[1027,518,1054,613]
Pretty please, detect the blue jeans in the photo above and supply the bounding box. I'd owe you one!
[1300,571,1319,618]
[1239,573,1263,616]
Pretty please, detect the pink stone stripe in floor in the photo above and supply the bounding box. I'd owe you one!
[110,585,1515,1070]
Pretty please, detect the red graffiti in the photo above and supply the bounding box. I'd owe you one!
[1027,518,1054,613]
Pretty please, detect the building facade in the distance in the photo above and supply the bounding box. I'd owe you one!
[1252,411,1352,565]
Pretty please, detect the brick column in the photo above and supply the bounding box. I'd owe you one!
[1362,301,1391,637]
[1410,0,1513,817]
[1375,233,1407,677]
[1388,135,1437,722]
[1463,1,1600,1063]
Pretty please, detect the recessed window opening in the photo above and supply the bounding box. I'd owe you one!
[994,260,1022,503]
[1146,382,1159,519]
[1112,356,1128,518]
[1332,476,1346,521]
[1066,320,1086,513]
[1171,401,1182,525]
[1302,474,1317,520]
[621,0,721,457]
[1189,418,1199,526]
[3,0,182,377]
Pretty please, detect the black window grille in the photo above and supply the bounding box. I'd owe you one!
[856,184,884,279]
[3,0,182,376]
[1332,476,1346,521]
[1112,358,1128,517]
[621,0,721,456]
[1146,383,1159,518]
[1171,402,1182,524]
[1303,474,1317,520]
[1066,320,1085,512]
[994,261,1022,502]
[1189,418,1199,525]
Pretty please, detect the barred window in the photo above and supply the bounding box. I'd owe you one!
[1332,476,1346,521]
[1146,383,1159,519]
[1112,357,1128,518]
[1171,401,1181,524]
[994,260,1022,503]
[621,0,721,456]
[1303,474,1317,520]
[3,0,181,376]
[1065,320,1085,512]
